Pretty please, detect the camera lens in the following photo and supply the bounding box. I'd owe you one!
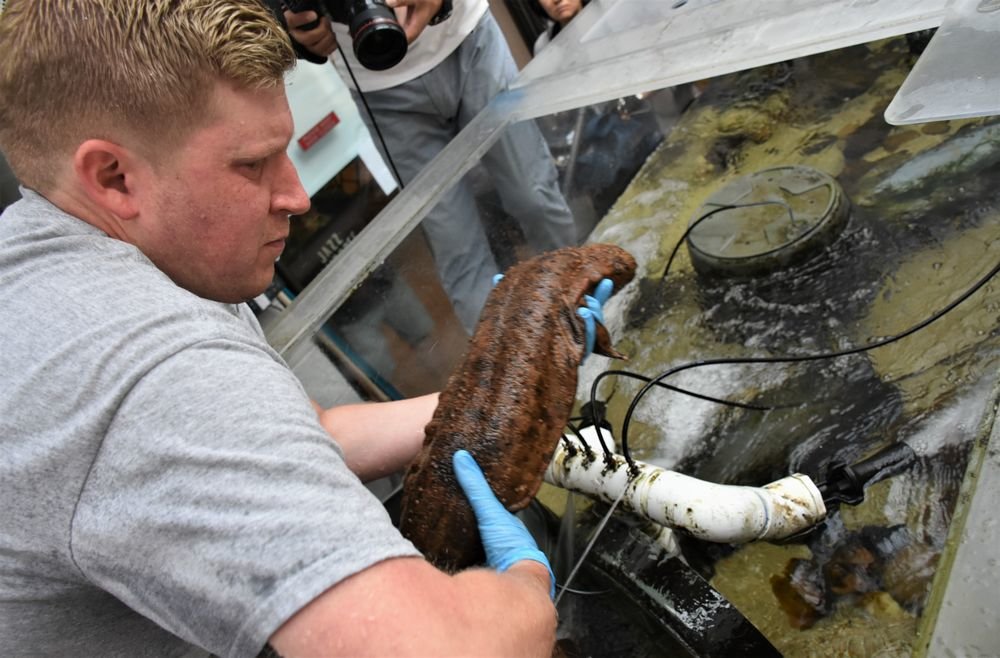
[350,1,407,71]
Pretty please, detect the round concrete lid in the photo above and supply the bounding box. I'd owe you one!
[686,166,849,277]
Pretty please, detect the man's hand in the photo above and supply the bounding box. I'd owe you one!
[385,0,443,43]
[577,278,614,361]
[453,450,556,599]
[492,274,615,363]
[284,8,338,58]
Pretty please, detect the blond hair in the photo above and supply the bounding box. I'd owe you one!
[0,0,296,191]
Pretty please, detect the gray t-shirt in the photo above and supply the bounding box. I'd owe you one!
[0,190,420,657]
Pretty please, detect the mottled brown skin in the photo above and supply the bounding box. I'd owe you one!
[399,244,637,572]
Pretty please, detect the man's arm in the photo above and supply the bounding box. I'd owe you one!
[312,393,438,482]
[269,556,555,657]
[271,450,556,657]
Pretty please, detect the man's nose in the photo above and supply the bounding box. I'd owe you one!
[273,154,311,216]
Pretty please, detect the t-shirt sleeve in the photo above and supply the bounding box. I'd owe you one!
[69,336,421,658]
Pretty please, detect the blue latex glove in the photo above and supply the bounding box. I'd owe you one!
[492,274,614,362]
[453,449,556,599]
[577,277,614,361]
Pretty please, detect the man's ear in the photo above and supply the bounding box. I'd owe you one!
[72,139,144,220]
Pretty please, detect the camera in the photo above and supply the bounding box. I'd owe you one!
[286,0,408,71]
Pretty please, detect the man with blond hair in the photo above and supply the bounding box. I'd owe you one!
[0,1,557,656]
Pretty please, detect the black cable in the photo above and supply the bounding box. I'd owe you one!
[335,59,996,477]
[616,256,1000,468]
[581,369,778,462]
[661,199,795,289]
[564,411,613,459]
[337,49,406,189]
[598,369,776,411]
[561,423,588,460]
[583,200,798,461]
[587,194,998,469]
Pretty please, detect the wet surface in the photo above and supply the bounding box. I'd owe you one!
[565,36,1000,656]
[528,499,779,658]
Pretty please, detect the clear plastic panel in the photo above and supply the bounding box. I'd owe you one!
[267,91,677,399]
[564,38,999,654]
[261,2,1000,654]
[266,0,951,365]
[885,0,1000,124]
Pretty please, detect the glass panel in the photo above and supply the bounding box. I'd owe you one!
[534,89,689,235]
[263,154,469,400]
[544,35,999,655]
[266,0,952,362]
[885,0,1000,124]
[262,2,998,653]
[274,87,690,400]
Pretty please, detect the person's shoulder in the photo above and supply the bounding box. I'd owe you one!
[533,20,559,54]
[533,29,552,54]
[2,193,264,351]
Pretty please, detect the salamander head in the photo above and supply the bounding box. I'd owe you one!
[583,243,638,291]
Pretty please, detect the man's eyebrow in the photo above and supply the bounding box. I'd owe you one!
[232,139,289,161]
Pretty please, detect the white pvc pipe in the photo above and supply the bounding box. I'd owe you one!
[543,426,827,543]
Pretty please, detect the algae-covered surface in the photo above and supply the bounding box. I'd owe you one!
[572,36,1000,656]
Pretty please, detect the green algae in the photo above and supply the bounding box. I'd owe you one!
[566,35,1000,657]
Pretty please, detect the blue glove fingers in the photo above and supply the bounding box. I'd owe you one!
[577,279,615,361]
[496,274,613,364]
[585,279,614,326]
[453,449,504,519]
[583,293,605,326]
[593,277,614,306]
[453,450,556,599]
[453,450,536,568]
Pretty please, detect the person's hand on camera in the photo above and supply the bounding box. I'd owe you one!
[385,0,442,43]
[284,8,338,58]
[453,450,556,599]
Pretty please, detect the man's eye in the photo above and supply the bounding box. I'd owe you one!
[241,160,264,172]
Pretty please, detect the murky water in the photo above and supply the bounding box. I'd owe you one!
[549,36,999,656]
